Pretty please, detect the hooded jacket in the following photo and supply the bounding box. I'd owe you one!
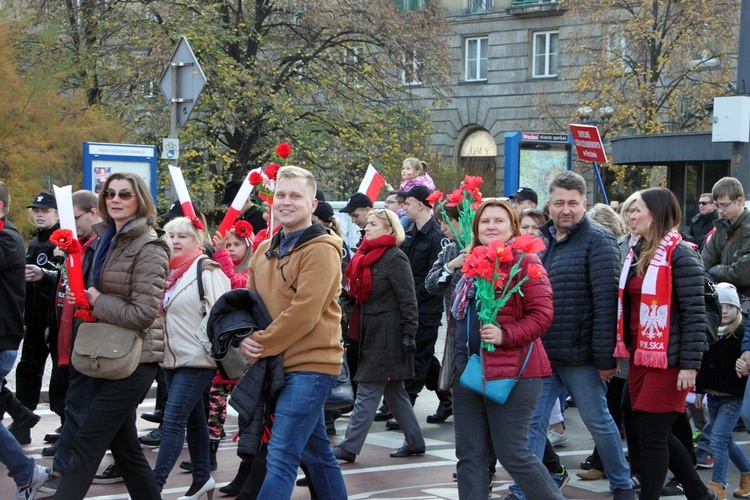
[248,223,343,376]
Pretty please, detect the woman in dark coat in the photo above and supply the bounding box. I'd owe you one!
[613,187,715,500]
[333,208,424,463]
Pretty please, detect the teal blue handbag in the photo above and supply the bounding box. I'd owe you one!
[460,344,533,405]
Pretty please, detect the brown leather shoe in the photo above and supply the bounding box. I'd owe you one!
[576,468,607,480]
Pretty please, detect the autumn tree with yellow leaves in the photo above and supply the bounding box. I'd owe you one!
[539,0,738,198]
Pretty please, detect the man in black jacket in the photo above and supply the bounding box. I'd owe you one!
[0,181,50,499]
[686,193,718,250]
[395,186,451,426]
[507,172,634,500]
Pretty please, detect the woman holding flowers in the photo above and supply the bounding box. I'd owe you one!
[614,188,714,500]
[451,198,563,499]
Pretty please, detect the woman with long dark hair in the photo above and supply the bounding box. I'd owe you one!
[614,187,716,500]
[54,172,169,499]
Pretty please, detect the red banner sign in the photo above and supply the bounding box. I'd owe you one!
[569,124,608,163]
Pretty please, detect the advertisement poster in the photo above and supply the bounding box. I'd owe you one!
[518,147,569,207]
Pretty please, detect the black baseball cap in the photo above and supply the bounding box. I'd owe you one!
[314,201,334,223]
[510,187,538,205]
[340,193,373,214]
[399,185,433,209]
[160,200,203,220]
[26,192,57,210]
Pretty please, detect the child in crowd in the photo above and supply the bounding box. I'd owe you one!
[696,282,750,498]
[384,158,436,194]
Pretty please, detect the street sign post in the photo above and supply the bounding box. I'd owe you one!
[159,37,207,134]
[569,124,609,205]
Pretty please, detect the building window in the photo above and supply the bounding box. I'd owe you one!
[532,30,558,78]
[465,36,488,81]
[402,49,421,86]
[469,0,493,13]
[395,0,425,11]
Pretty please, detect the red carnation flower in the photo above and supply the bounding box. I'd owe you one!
[74,308,97,323]
[265,163,281,180]
[190,216,205,231]
[462,175,484,192]
[234,220,253,238]
[50,229,81,254]
[249,171,264,186]
[511,233,546,254]
[276,142,291,159]
[527,263,546,280]
[426,189,443,207]
[445,189,464,207]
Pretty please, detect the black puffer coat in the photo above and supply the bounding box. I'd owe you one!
[539,215,621,370]
[621,241,707,370]
[696,319,747,399]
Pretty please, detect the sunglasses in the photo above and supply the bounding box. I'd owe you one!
[698,201,712,206]
[104,189,136,201]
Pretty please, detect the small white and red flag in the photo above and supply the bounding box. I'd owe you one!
[358,164,386,204]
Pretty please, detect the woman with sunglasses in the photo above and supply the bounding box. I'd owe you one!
[333,208,425,462]
[54,173,170,499]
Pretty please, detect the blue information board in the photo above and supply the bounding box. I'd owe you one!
[504,132,572,207]
[83,142,158,200]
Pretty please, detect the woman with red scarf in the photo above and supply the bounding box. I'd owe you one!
[332,208,424,463]
[614,188,715,500]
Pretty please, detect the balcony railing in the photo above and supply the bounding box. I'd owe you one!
[510,0,557,5]
[507,0,564,16]
[468,0,493,13]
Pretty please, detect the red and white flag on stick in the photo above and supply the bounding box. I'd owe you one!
[168,165,204,230]
[358,164,386,204]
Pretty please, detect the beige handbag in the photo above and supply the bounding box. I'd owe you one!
[72,322,143,380]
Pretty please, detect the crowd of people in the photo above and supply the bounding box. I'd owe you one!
[1,160,750,500]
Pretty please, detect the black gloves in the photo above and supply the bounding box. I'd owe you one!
[402,335,416,353]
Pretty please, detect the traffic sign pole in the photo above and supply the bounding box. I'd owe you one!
[592,162,609,205]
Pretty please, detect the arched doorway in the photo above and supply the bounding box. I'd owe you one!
[459,129,498,195]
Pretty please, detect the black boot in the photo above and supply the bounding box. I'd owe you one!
[220,459,253,495]
[426,391,453,423]
[374,401,392,421]
[4,386,39,444]
[209,438,220,470]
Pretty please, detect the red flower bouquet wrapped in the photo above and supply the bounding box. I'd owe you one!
[429,175,484,249]
[461,234,546,350]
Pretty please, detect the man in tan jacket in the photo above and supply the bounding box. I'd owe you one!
[240,165,347,498]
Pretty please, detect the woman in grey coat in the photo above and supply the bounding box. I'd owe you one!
[333,208,424,463]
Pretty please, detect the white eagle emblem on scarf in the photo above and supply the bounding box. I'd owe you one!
[641,302,668,340]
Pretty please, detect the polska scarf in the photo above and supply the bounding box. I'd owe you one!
[345,234,396,304]
[164,247,203,291]
[614,229,682,369]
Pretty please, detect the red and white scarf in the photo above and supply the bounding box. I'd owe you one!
[614,229,682,369]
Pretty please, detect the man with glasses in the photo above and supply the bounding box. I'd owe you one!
[687,193,718,250]
[702,177,750,298]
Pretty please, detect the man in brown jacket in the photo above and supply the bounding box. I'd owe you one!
[240,165,347,498]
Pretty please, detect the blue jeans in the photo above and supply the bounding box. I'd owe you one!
[0,350,35,487]
[257,372,347,499]
[707,395,750,487]
[741,381,750,431]
[509,363,632,499]
[153,367,215,489]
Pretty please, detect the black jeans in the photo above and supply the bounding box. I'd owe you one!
[404,313,441,398]
[15,325,50,410]
[53,363,160,500]
[635,410,709,500]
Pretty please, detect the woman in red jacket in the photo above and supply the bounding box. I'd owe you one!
[450,198,562,499]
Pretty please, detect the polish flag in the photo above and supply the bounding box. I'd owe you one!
[358,164,386,203]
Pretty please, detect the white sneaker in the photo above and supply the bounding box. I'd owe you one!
[16,464,49,500]
[547,428,568,447]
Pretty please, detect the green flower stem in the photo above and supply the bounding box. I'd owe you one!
[438,202,463,248]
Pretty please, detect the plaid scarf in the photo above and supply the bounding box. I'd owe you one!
[614,229,681,369]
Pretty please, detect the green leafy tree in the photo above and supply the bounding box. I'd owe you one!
[8,0,452,208]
